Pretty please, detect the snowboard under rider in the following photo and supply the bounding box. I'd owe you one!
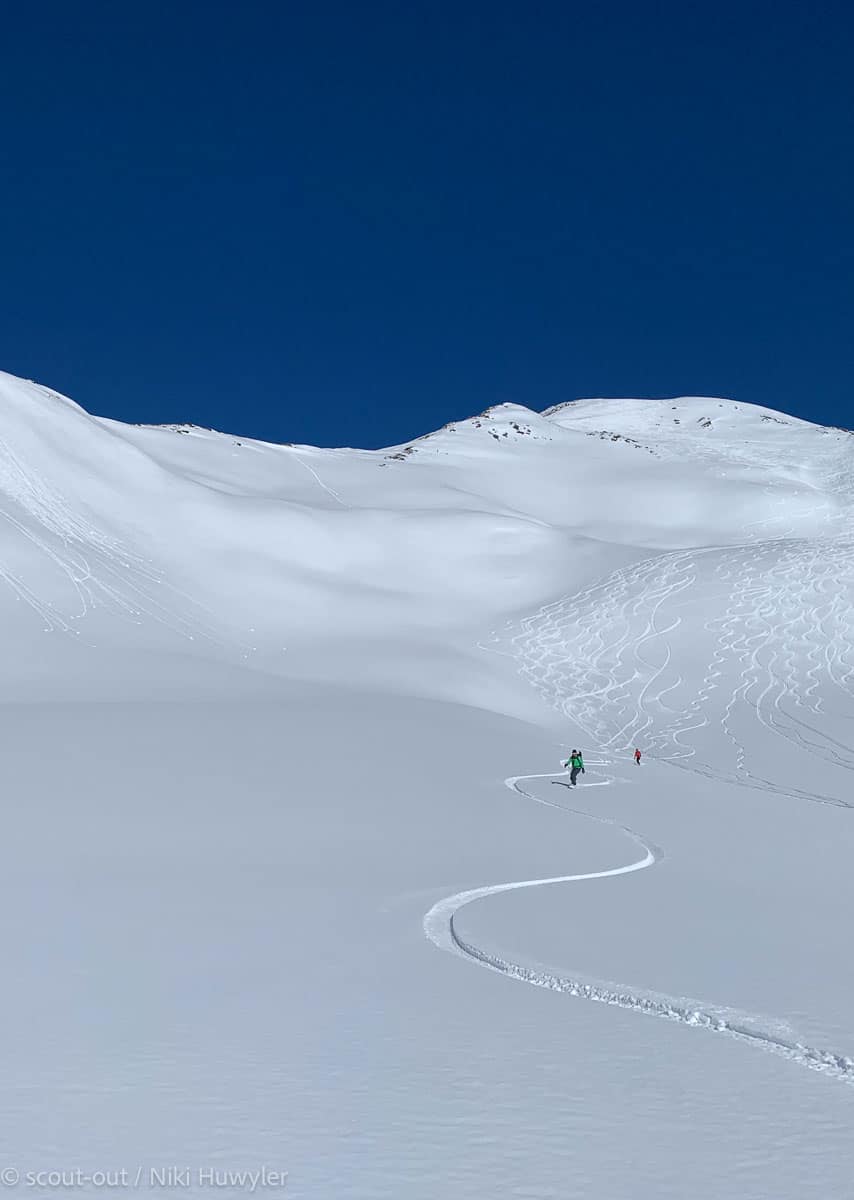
[562,750,585,786]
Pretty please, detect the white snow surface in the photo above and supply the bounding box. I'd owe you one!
[2,368,854,1197]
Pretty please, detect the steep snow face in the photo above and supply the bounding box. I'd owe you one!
[0,370,852,707]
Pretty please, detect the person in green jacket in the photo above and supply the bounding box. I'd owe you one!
[562,750,585,786]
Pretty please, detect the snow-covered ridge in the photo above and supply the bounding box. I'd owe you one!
[0,368,851,705]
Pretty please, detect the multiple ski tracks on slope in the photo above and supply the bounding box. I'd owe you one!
[506,537,854,807]
[0,437,233,647]
[426,532,854,1086]
[424,770,854,1087]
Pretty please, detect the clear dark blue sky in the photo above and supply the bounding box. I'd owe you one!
[1,0,851,447]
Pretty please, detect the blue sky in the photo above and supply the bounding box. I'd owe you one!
[1,0,851,447]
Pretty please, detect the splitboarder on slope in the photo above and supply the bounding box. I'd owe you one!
[634,748,642,765]
[562,750,585,786]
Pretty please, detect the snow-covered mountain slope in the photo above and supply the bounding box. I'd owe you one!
[4,367,854,1199]
[1,369,852,707]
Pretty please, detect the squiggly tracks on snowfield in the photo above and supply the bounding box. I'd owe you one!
[0,436,241,648]
[502,538,854,808]
[424,771,854,1086]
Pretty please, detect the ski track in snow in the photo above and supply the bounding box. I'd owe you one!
[428,532,854,1086]
[501,535,854,808]
[289,451,349,508]
[423,769,854,1086]
[0,437,241,649]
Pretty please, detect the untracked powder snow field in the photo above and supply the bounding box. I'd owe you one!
[1,368,854,1198]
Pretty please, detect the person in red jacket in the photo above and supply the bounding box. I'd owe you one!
[634,748,642,765]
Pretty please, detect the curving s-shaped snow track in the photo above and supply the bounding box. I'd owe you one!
[424,769,854,1086]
